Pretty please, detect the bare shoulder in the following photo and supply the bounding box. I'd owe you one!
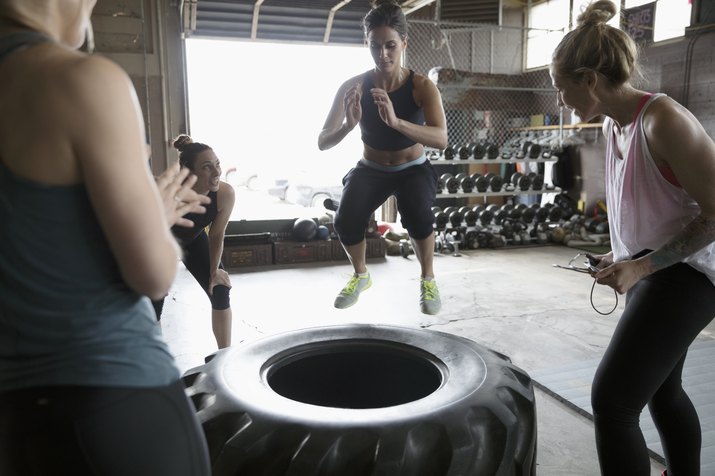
[412,72,438,91]
[644,95,696,134]
[338,72,367,92]
[54,53,133,99]
[218,180,236,206]
[411,71,441,106]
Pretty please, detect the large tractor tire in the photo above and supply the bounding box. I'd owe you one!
[182,324,537,475]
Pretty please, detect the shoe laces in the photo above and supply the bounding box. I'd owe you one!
[421,280,439,301]
[342,275,362,294]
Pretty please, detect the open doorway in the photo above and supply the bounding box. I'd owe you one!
[185,39,374,221]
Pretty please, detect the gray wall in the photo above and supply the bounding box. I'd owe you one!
[640,30,715,139]
[92,0,188,175]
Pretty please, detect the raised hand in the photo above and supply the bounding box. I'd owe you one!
[343,81,362,129]
[156,162,210,227]
[370,87,398,128]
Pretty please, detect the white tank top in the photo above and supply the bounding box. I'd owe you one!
[605,93,715,285]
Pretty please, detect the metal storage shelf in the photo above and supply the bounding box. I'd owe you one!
[429,157,557,165]
[436,187,561,199]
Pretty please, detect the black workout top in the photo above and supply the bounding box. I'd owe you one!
[0,30,49,61]
[359,69,425,151]
[171,189,218,245]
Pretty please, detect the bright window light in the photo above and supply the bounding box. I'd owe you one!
[625,0,692,42]
[525,0,569,70]
[185,39,374,219]
[526,0,692,70]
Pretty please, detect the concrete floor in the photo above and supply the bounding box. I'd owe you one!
[157,243,715,475]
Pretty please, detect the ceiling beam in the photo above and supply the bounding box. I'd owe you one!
[324,0,352,43]
[251,0,266,40]
[402,0,437,15]
[182,0,198,36]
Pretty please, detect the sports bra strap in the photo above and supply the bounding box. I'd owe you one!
[0,31,50,66]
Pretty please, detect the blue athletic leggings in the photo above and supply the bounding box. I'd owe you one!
[153,230,230,320]
[335,159,437,246]
[0,380,210,476]
[592,261,715,475]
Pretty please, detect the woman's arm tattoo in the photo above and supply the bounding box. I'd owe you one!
[648,215,715,271]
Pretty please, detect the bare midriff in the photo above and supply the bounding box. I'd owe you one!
[362,142,425,166]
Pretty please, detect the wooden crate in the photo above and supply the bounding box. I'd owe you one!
[331,237,386,260]
[223,244,273,269]
[274,241,332,264]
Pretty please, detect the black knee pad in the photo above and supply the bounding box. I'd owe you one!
[210,285,231,311]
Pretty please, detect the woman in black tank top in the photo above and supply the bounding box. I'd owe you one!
[152,135,236,350]
[317,0,448,316]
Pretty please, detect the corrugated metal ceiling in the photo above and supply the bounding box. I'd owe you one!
[186,0,502,44]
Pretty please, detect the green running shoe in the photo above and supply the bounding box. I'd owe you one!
[420,278,441,315]
[334,273,372,309]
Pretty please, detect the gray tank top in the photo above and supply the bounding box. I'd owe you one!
[0,32,179,391]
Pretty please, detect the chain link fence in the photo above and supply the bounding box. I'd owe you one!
[405,19,564,155]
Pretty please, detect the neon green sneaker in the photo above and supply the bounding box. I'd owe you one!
[334,273,372,309]
[420,278,441,315]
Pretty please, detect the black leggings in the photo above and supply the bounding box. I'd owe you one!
[592,262,715,475]
[0,380,210,476]
[153,230,230,320]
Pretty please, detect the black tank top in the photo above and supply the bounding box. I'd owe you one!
[171,190,219,245]
[0,31,49,64]
[359,69,425,151]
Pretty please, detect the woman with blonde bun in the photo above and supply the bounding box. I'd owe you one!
[0,1,210,474]
[152,134,235,350]
[551,1,715,474]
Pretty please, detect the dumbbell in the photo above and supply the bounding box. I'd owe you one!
[509,203,526,220]
[448,210,464,228]
[431,206,442,214]
[521,206,537,223]
[486,204,506,225]
[528,173,545,190]
[511,172,531,191]
[472,173,489,193]
[461,207,478,227]
[535,206,550,223]
[443,145,456,160]
[522,141,543,159]
[477,207,493,226]
[484,172,503,192]
[440,173,460,194]
[472,143,486,160]
[548,205,564,222]
[443,206,458,216]
[458,144,471,160]
[434,210,449,229]
[457,173,475,192]
[486,144,500,160]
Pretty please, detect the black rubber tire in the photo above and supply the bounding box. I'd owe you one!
[182,324,537,476]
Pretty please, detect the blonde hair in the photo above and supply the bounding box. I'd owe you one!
[551,0,640,86]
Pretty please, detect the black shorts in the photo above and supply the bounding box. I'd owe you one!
[335,159,437,245]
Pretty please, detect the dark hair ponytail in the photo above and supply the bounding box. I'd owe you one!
[172,134,211,170]
[363,0,407,40]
